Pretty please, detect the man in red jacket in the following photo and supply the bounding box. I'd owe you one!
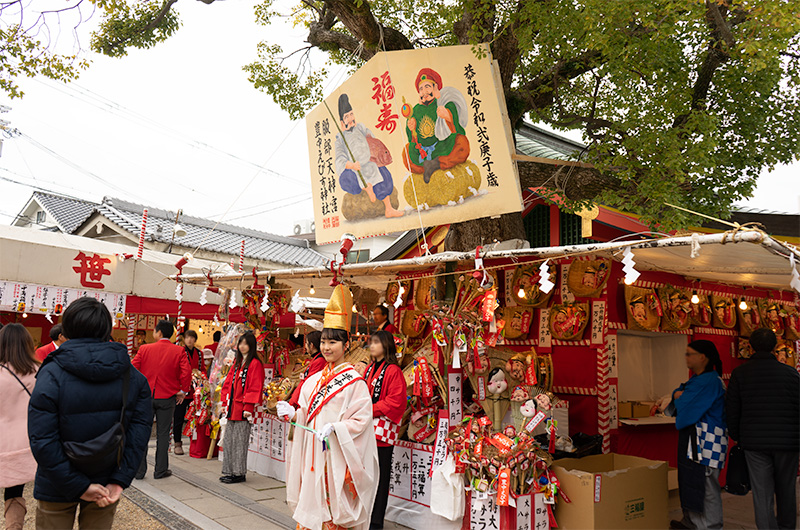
[35,324,66,361]
[132,320,191,479]
[173,329,201,455]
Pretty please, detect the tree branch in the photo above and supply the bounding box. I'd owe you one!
[507,49,604,126]
[307,22,374,61]
[672,1,747,129]
[97,0,179,53]
[516,159,621,202]
[323,0,412,52]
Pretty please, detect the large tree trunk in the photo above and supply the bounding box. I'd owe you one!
[444,212,526,251]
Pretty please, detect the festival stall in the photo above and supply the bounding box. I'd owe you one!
[179,228,800,529]
[0,225,228,349]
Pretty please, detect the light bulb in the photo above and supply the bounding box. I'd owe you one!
[22,312,28,318]
[739,299,747,310]
[309,284,315,295]
[691,292,700,304]
[352,304,358,313]
[198,326,204,333]
[624,276,635,285]
[517,287,526,298]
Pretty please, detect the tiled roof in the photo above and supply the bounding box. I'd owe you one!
[23,191,325,268]
[515,122,585,161]
[96,197,327,268]
[32,191,97,233]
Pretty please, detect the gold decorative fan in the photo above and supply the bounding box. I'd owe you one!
[711,295,736,329]
[549,302,590,339]
[567,259,611,298]
[625,285,661,331]
[658,286,692,331]
[758,300,784,337]
[510,265,554,308]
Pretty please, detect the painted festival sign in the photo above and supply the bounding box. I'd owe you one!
[306,44,523,244]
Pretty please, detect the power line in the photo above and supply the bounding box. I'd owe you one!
[225,196,312,221]
[10,130,152,204]
[34,78,311,188]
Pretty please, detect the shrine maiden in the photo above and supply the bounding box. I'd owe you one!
[278,285,379,530]
[219,332,265,484]
[365,330,406,529]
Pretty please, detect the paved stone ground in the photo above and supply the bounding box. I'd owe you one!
[667,478,800,529]
[127,436,412,529]
[1,484,168,530]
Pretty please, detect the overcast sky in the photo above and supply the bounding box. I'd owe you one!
[1,0,797,238]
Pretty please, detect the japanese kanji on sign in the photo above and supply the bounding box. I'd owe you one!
[305,44,522,243]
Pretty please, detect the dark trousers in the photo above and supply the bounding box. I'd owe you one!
[371,445,394,529]
[137,396,175,478]
[173,397,189,443]
[745,449,799,529]
[4,484,24,500]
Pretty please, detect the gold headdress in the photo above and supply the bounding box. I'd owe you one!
[324,284,353,331]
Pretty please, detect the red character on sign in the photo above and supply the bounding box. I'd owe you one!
[73,252,111,289]
[371,71,395,104]
[375,103,399,133]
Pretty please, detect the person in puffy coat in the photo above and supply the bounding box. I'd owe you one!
[28,297,152,530]
[727,328,799,530]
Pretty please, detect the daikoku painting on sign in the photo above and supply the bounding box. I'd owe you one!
[306,44,523,244]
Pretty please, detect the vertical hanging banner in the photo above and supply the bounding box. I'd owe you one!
[560,263,574,303]
[538,308,552,350]
[447,369,463,425]
[305,44,523,244]
[429,410,449,477]
[591,300,606,345]
[606,333,618,379]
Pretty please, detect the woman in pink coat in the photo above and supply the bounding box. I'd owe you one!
[0,324,40,530]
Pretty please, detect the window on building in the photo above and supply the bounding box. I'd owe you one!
[346,249,370,264]
[36,210,46,224]
[524,204,550,248]
[560,211,595,246]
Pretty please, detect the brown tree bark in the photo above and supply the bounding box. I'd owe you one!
[443,212,526,251]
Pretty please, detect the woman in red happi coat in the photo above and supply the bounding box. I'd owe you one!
[364,330,407,529]
[220,332,264,484]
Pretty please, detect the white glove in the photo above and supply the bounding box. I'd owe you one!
[276,401,296,422]
[316,423,335,443]
[243,411,253,423]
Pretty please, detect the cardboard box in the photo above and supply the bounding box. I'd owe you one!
[552,453,668,529]
[668,467,678,491]
[618,401,655,418]
[632,402,654,418]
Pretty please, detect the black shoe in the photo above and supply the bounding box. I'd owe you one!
[224,475,246,484]
[422,158,440,183]
[669,520,692,529]
[219,475,234,483]
[153,470,172,479]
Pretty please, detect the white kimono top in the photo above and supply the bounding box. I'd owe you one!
[287,363,379,530]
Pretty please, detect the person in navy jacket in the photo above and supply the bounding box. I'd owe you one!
[28,297,152,529]
[364,330,407,529]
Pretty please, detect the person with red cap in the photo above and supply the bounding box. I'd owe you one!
[403,67,470,182]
